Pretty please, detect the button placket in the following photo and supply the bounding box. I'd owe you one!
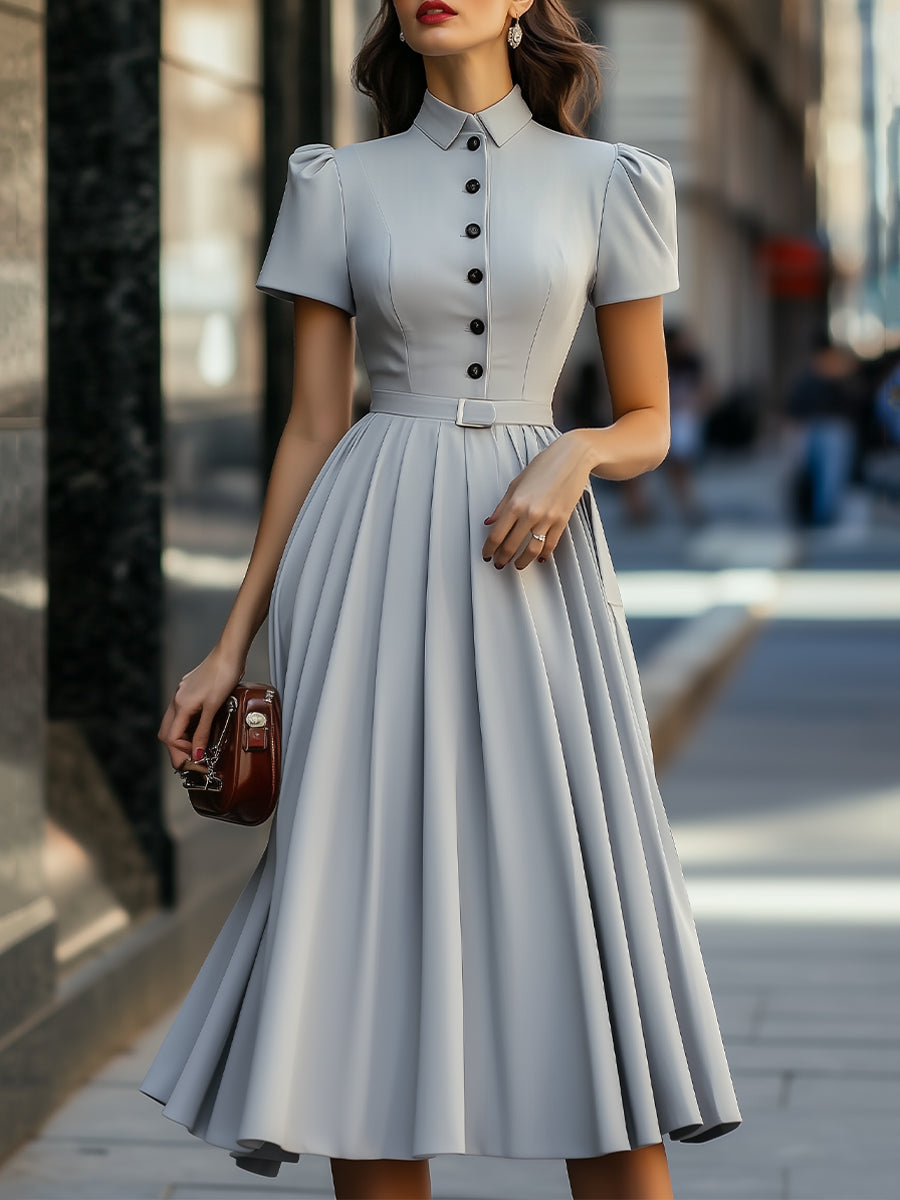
[462,122,487,390]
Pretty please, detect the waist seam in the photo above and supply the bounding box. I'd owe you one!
[367,389,556,429]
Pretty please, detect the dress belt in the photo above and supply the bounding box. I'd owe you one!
[368,389,555,428]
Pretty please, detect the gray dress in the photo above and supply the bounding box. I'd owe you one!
[139,82,742,1177]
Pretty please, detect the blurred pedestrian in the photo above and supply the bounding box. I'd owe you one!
[662,325,710,525]
[785,329,861,526]
[873,354,900,447]
[620,324,711,526]
[859,351,900,503]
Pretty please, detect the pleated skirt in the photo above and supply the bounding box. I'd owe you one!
[139,409,742,1177]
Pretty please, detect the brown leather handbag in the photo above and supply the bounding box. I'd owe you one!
[179,682,282,826]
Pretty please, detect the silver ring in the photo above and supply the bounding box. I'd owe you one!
[530,531,547,542]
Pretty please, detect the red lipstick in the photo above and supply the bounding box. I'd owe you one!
[416,2,457,25]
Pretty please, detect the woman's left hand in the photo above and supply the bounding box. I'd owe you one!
[481,431,593,570]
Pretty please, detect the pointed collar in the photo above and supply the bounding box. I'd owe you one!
[413,83,533,149]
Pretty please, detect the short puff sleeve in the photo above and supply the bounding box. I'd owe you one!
[589,143,679,307]
[255,143,356,315]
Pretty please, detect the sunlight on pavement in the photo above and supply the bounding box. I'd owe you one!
[683,874,900,924]
[618,569,781,614]
[773,571,900,619]
[618,568,900,620]
[162,545,250,589]
[0,569,47,610]
[672,782,900,923]
[671,784,900,868]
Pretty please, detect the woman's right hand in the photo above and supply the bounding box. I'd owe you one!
[158,643,246,772]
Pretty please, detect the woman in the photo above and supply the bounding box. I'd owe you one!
[141,3,742,1198]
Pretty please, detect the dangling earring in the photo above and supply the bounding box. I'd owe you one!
[399,30,405,42]
[507,14,523,49]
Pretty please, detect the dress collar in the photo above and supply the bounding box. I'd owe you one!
[413,83,533,149]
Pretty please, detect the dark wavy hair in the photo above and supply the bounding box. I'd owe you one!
[352,2,608,139]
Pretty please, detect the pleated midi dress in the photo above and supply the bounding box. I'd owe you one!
[139,83,742,1177]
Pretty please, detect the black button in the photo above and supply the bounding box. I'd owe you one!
[467,135,481,150]
[467,363,484,379]
[467,267,483,283]
[465,178,481,194]
[469,318,485,334]
[465,223,481,238]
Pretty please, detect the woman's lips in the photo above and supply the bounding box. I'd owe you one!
[416,4,457,24]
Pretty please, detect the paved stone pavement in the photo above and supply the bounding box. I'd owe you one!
[1,444,898,1200]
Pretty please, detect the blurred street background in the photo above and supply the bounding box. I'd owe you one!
[1,1,898,1198]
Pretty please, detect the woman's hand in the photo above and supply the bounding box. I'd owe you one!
[158,644,247,772]
[481,431,594,570]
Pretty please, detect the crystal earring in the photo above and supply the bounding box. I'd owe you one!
[399,30,405,42]
[507,14,523,49]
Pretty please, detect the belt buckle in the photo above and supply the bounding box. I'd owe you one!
[455,398,496,427]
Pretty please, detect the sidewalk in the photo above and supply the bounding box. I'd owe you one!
[659,510,900,1199]
[2,444,898,1199]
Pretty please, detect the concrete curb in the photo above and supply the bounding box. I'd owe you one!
[639,521,804,769]
[643,602,771,770]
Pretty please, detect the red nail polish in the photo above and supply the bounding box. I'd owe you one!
[193,748,205,761]
[538,557,546,563]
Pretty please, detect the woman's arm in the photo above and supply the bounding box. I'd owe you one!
[158,296,355,769]
[574,295,671,479]
[217,298,356,662]
[480,295,670,570]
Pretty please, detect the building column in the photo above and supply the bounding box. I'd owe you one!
[46,0,168,913]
